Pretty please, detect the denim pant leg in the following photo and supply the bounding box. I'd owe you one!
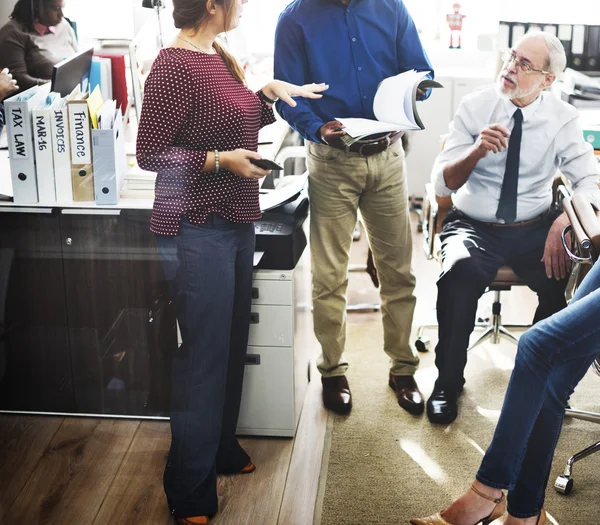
[476,261,600,518]
[216,222,255,471]
[155,217,254,518]
[434,213,504,391]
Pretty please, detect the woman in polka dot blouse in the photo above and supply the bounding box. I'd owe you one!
[136,1,327,523]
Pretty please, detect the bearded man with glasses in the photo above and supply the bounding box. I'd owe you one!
[426,31,600,425]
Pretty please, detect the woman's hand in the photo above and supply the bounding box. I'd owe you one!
[220,149,271,179]
[0,68,18,99]
[261,80,329,107]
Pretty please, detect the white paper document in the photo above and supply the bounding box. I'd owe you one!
[336,70,443,139]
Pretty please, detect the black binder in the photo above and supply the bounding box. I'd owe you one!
[586,25,600,70]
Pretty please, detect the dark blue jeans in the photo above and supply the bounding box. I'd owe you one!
[435,209,567,392]
[476,261,600,518]
[154,215,255,518]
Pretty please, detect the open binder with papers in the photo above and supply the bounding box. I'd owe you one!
[336,70,443,143]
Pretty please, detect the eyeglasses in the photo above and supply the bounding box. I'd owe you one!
[502,51,550,75]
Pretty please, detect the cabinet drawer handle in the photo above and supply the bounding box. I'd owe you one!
[61,209,121,215]
[0,207,53,214]
[250,312,259,324]
[245,354,261,365]
[251,287,259,299]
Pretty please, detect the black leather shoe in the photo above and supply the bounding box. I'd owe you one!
[322,375,352,415]
[388,374,424,415]
[427,388,460,424]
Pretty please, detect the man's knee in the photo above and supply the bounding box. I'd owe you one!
[437,256,487,293]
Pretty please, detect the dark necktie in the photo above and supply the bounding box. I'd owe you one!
[496,108,523,224]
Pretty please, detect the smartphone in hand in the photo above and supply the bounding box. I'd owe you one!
[249,158,284,170]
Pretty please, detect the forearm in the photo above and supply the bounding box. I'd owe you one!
[443,147,484,191]
[136,145,207,173]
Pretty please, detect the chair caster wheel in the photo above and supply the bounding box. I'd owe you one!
[415,336,431,353]
[555,475,573,495]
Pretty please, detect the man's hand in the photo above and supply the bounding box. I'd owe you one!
[0,68,18,100]
[473,124,510,158]
[416,87,427,100]
[542,213,571,280]
[319,120,347,148]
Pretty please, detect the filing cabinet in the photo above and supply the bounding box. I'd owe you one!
[236,246,314,437]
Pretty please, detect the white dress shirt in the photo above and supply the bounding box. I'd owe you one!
[432,86,600,223]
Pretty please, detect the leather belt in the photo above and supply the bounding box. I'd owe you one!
[332,131,402,157]
[486,210,550,228]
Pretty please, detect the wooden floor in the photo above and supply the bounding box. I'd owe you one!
[0,215,537,525]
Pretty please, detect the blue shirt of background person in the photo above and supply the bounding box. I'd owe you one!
[274,0,434,144]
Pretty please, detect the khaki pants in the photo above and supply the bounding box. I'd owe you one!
[306,140,419,378]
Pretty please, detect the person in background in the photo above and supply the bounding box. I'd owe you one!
[0,68,19,133]
[136,0,327,523]
[410,258,600,525]
[0,0,77,93]
[426,31,600,425]
[274,0,433,417]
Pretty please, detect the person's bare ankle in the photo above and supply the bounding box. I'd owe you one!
[472,480,503,500]
[440,483,500,525]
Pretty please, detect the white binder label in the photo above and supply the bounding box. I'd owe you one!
[8,106,29,160]
[69,107,91,164]
[53,110,67,154]
[34,115,49,151]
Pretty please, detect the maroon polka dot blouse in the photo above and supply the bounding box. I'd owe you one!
[136,48,276,236]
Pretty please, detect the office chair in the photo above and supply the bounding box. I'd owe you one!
[414,182,533,353]
[554,191,600,495]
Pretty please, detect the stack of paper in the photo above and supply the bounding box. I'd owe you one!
[336,70,443,140]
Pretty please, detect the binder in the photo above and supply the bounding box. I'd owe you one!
[4,84,50,203]
[50,99,73,203]
[67,92,95,201]
[92,105,126,205]
[586,25,600,70]
[510,23,526,47]
[571,25,587,70]
[94,54,128,116]
[498,21,510,51]
[32,101,56,203]
[90,57,113,101]
[542,25,558,37]
[558,24,573,60]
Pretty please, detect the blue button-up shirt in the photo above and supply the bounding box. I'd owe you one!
[274,0,433,143]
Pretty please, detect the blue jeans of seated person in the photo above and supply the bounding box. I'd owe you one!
[476,260,600,518]
[154,215,255,518]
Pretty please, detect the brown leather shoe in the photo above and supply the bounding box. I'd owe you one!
[176,516,209,525]
[322,375,352,415]
[389,373,424,415]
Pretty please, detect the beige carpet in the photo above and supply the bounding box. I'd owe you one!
[315,322,600,525]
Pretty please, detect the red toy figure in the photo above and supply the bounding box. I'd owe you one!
[446,3,466,49]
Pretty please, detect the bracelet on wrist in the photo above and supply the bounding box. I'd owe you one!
[258,89,278,105]
[214,150,220,173]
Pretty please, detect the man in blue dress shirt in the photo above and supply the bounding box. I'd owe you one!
[428,32,600,425]
[274,0,433,416]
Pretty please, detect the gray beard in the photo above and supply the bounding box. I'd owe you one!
[496,72,542,101]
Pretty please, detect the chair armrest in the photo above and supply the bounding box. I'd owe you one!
[423,184,453,260]
[422,183,438,259]
[572,193,600,260]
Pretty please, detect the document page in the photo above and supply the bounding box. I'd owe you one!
[336,70,442,139]
[373,69,428,129]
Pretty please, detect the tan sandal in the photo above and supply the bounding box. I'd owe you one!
[409,483,506,525]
